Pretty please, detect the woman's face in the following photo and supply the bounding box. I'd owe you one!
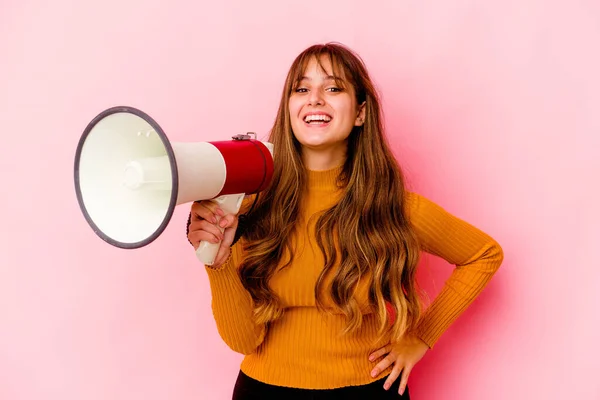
[288,56,365,163]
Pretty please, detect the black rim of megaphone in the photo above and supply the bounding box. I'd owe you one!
[74,105,179,249]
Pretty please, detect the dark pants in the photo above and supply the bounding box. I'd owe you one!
[232,370,410,400]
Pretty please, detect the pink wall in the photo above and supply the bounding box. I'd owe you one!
[1,1,598,399]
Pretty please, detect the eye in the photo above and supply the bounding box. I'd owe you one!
[326,87,342,92]
[294,87,308,93]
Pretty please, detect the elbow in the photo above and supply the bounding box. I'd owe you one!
[215,328,263,356]
[487,240,504,273]
[462,239,504,275]
[223,339,259,356]
[493,240,504,265]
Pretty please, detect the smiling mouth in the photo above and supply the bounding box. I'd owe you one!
[303,114,332,126]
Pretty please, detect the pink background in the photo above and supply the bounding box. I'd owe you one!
[1,1,599,399]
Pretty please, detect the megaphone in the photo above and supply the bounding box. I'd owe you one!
[74,106,274,266]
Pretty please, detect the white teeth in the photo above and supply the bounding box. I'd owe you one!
[304,114,332,123]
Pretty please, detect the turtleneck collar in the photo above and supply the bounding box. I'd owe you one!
[305,164,344,190]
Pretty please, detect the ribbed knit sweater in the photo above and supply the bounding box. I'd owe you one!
[204,166,504,389]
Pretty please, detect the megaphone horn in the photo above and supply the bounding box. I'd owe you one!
[74,106,274,266]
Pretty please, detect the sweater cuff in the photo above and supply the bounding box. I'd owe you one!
[204,243,244,290]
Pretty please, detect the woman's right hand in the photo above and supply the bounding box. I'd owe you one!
[187,200,239,268]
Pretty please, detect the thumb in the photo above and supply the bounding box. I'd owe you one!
[220,215,239,247]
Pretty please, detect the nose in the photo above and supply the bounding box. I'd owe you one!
[307,90,324,106]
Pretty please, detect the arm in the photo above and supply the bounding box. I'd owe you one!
[187,196,267,355]
[204,241,267,355]
[405,192,504,348]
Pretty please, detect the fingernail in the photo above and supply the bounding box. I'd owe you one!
[368,355,374,361]
[216,208,225,216]
[371,370,376,378]
[219,219,227,228]
[383,384,390,390]
[211,216,217,224]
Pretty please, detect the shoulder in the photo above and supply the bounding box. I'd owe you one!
[403,191,433,216]
[403,190,502,256]
[403,190,455,230]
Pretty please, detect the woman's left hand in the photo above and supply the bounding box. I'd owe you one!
[368,334,429,395]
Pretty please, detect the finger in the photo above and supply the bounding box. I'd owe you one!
[369,345,390,362]
[213,245,231,267]
[191,201,221,223]
[194,219,225,238]
[383,364,403,391]
[398,365,412,396]
[187,223,225,248]
[371,353,395,378]
[188,220,224,241]
[218,214,238,229]
[187,231,220,248]
[190,202,216,223]
[221,222,239,248]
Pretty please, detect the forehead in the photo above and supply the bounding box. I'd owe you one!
[295,55,348,82]
[304,56,333,74]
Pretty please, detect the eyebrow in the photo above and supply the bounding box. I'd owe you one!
[298,75,340,82]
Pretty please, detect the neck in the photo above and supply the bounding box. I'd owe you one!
[306,164,343,187]
[301,146,347,171]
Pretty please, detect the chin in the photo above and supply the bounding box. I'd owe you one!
[299,142,327,150]
[293,128,349,150]
[297,134,330,146]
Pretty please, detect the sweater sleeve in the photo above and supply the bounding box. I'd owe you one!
[204,241,267,355]
[405,192,504,349]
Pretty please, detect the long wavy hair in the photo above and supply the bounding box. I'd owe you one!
[238,43,422,342]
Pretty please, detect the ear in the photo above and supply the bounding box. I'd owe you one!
[354,101,366,126]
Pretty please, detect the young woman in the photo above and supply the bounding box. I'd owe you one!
[187,43,504,399]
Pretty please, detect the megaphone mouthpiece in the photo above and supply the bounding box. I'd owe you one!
[123,156,172,191]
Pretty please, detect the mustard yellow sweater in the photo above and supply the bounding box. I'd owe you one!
[204,166,503,389]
